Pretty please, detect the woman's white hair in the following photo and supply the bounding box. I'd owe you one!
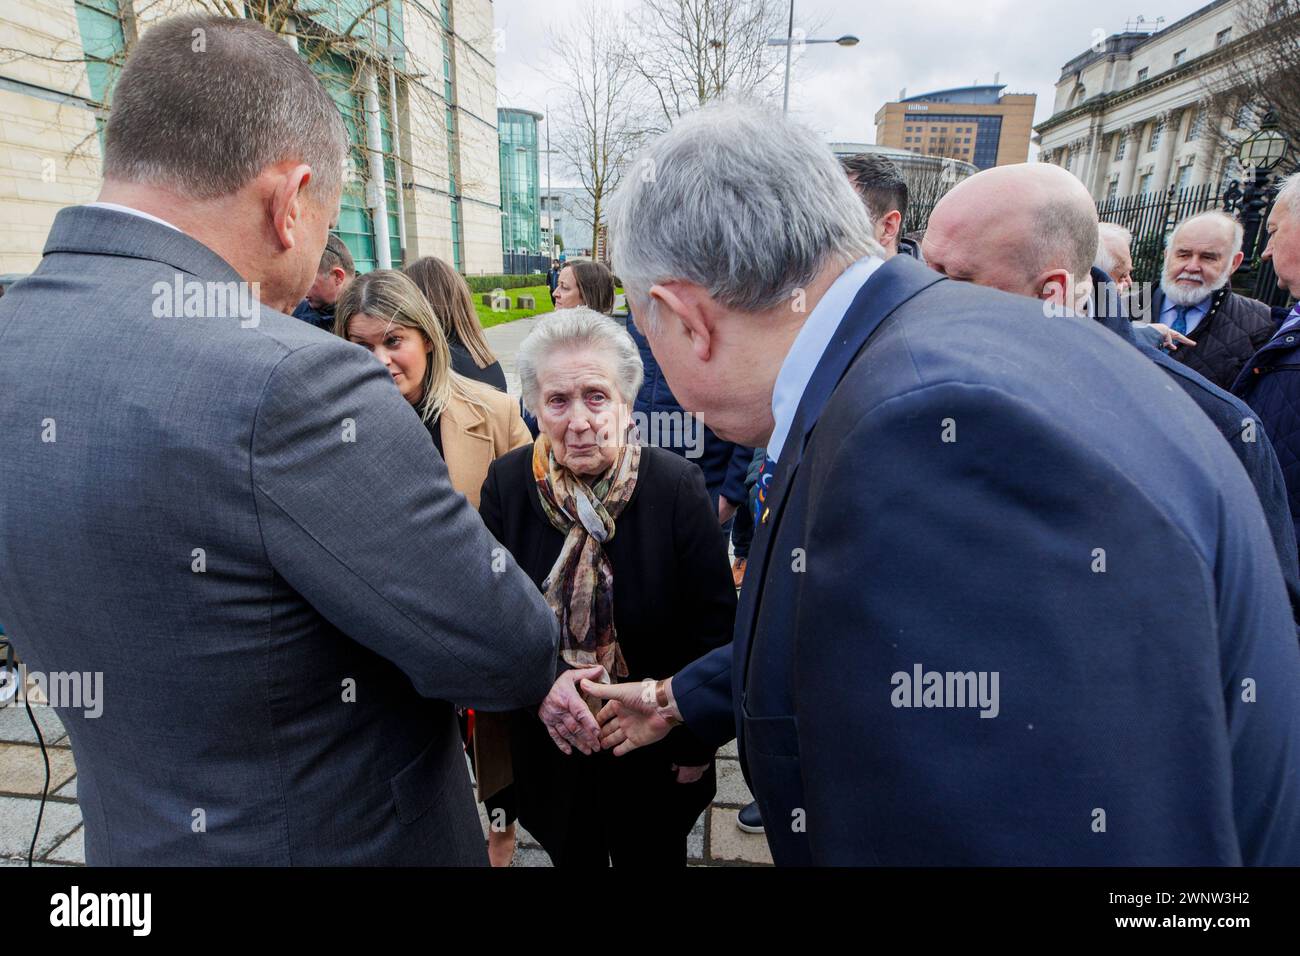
[607,102,880,322]
[516,308,644,415]
[1277,174,1299,216]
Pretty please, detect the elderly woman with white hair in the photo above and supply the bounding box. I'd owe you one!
[478,308,736,867]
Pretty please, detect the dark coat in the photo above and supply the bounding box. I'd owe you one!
[620,315,752,505]
[674,255,1300,866]
[1151,286,1275,390]
[1092,269,1300,625]
[292,298,334,331]
[478,444,736,864]
[448,336,507,392]
[1234,318,1300,580]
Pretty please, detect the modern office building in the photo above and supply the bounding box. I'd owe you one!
[1035,0,1263,200]
[874,85,1037,169]
[498,107,542,263]
[0,0,505,275]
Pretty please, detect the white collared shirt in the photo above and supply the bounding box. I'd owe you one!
[86,201,182,233]
[767,255,885,464]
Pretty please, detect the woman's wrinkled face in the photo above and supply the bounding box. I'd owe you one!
[553,266,583,310]
[536,348,628,477]
[346,313,431,405]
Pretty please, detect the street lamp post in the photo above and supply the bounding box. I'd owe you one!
[767,0,858,113]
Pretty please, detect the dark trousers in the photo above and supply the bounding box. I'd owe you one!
[731,497,754,560]
[511,713,714,867]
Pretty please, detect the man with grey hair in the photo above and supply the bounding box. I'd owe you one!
[1234,174,1300,573]
[0,15,564,865]
[1151,209,1273,389]
[580,104,1300,865]
[1095,222,1134,293]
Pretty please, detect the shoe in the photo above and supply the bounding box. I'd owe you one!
[731,557,747,589]
[736,801,764,834]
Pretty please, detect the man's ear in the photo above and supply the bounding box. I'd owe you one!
[879,210,902,247]
[648,281,717,362]
[1229,250,1245,274]
[1037,268,1073,306]
[268,163,314,252]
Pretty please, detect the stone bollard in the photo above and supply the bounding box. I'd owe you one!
[481,293,494,306]
[517,295,535,309]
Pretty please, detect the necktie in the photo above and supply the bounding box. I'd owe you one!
[1172,305,1189,335]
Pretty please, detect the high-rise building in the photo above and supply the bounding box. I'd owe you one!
[874,85,1037,170]
[1035,0,1263,201]
[0,0,504,275]
[498,108,542,267]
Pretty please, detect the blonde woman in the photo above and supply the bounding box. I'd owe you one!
[334,269,529,865]
[404,256,507,393]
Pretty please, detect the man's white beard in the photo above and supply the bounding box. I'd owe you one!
[1161,268,1230,307]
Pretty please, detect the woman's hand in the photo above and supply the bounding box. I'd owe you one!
[672,763,708,784]
[538,665,606,755]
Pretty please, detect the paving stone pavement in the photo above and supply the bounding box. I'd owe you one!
[0,314,772,869]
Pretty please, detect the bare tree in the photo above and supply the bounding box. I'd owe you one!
[899,159,971,238]
[550,0,643,260]
[1200,0,1300,175]
[629,0,786,129]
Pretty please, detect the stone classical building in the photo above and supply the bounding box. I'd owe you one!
[1035,0,1262,200]
[0,0,505,275]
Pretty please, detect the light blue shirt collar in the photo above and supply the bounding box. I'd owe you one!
[1276,306,1300,337]
[768,255,885,463]
[1158,289,1212,336]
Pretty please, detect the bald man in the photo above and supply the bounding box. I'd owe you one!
[924,162,1300,627]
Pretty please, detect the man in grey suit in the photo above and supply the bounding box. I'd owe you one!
[0,15,576,865]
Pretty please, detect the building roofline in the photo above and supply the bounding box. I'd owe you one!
[900,84,1006,103]
[1056,0,1236,80]
[498,107,545,121]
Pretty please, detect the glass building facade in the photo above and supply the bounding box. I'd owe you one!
[498,108,542,259]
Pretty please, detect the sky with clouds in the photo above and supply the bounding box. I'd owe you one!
[492,0,1208,179]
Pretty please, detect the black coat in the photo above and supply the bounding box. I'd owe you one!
[478,444,736,863]
[448,337,507,392]
[1151,286,1275,390]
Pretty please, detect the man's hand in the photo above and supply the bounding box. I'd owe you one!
[718,495,738,525]
[538,666,606,756]
[581,677,677,756]
[1148,322,1196,351]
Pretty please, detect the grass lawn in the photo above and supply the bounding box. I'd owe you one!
[473,284,626,329]
[474,284,554,328]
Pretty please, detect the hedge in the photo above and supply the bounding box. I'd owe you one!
[464,274,544,293]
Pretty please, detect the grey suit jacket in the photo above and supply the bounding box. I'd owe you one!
[0,206,560,865]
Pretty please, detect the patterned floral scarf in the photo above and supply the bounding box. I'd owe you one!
[532,426,641,697]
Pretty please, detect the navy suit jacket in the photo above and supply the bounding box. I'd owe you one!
[674,255,1300,865]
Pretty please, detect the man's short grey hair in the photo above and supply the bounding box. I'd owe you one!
[1094,222,1132,274]
[1029,196,1099,283]
[516,309,644,415]
[104,15,348,201]
[1170,210,1245,258]
[608,103,881,318]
